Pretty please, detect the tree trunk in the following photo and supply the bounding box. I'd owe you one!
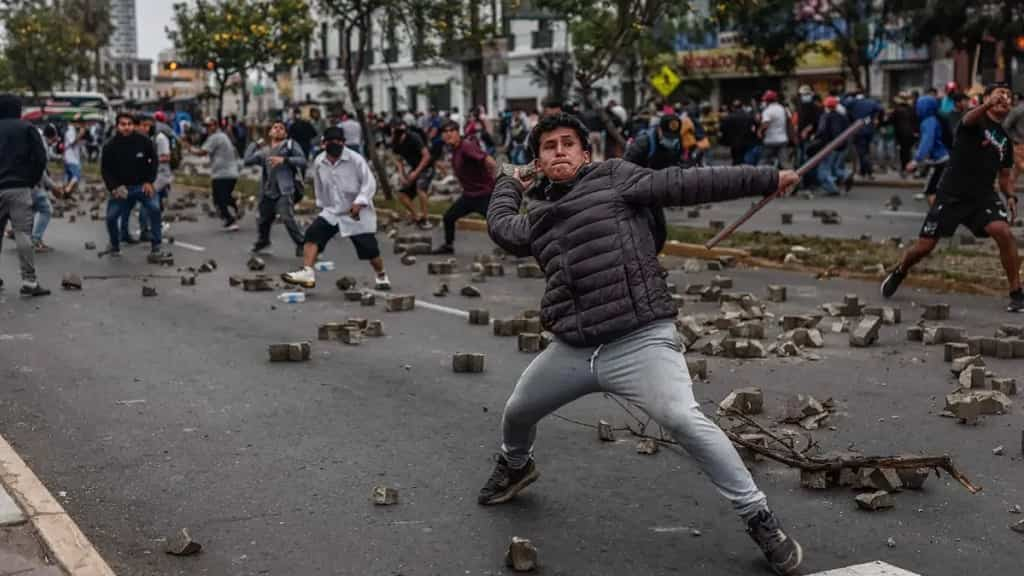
[579,83,627,154]
[350,88,394,201]
[240,73,250,118]
[217,81,227,122]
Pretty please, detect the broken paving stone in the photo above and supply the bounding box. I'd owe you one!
[364,321,384,338]
[706,260,723,271]
[141,285,158,298]
[781,213,793,225]
[774,340,801,357]
[783,394,826,424]
[427,261,455,275]
[468,309,490,325]
[855,491,895,511]
[862,306,901,325]
[700,286,723,302]
[636,438,659,455]
[505,537,538,572]
[344,290,364,302]
[268,341,311,362]
[84,241,96,250]
[372,486,399,505]
[165,528,202,556]
[906,326,924,341]
[950,355,984,375]
[433,283,450,297]
[385,294,415,312]
[676,316,703,347]
[516,263,544,278]
[850,315,882,347]
[896,467,929,490]
[979,337,1000,356]
[682,259,703,273]
[729,322,765,339]
[991,378,1017,396]
[460,285,482,298]
[767,285,786,302]
[493,318,526,337]
[484,262,505,277]
[198,259,217,273]
[246,256,266,271]
[518,333,542,353]
[924,325,968,345]
[945,390,1012,418]
[180,275,196,286]
[1013,519,1024,534]
[711,275,733,289]
[336,276,356,291]
[921,303,950,321]
[718,387,764,416]
[61,273,82,291]
[867,468,903,492]
[685,358,707,380]
[993,445,1005,456]
[944,343,970,362]
[242,276,274,292]
[782,315,820,331]
[597,420,615,441]
[996,338,1017,359]
[452,352,485,373]
[958,367,986,389]
[400,253,417,266]
[800,469,831,490]
[360,293,375,306]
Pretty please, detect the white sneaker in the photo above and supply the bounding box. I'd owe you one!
[225,223,240,232]
[282,266,316,288]
[375,274,391,291]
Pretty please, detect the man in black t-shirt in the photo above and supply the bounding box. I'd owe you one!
[390,120,434,229]
[882,83,1022,312]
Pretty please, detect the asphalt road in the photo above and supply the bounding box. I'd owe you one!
[1,194,1023,576]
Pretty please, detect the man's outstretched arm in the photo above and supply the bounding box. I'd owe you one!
[616,160,785,207]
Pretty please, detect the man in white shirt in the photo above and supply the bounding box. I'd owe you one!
[62,119,86,196]
[282,127,391,290]
[759,90,790,168]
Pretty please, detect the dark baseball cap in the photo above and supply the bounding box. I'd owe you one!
[659,114,682,137]
[323,126,345,141]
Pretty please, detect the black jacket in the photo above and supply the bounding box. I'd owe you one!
[0,95,46,191]
[488,160,778,346]
[101,132,157,191]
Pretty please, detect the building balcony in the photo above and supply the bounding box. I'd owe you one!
[531,29,553,50]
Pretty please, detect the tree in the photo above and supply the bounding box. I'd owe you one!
[893,0,1024,85]
[714,0,898,94]
[535,0,693,148]
[525,52,574,103]
[64,0,115,93]
[168,0,313,120]
[2,2,83,97]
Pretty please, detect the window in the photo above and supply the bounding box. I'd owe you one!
[532,21,553,49]
[138,63,151,81]
[406,86,417,111]
[320,23,329,62]
[388,86,398,113]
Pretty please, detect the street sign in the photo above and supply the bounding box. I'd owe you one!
[650,65,681,98]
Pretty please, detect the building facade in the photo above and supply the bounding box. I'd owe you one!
[108,0,139,58]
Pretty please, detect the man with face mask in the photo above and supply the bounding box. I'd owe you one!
[883,83,1023,312]
[482,113,803,575]
[281,127,390,290]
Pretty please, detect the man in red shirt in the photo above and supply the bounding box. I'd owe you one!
[433,120,497,254]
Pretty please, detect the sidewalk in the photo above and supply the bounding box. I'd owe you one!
[0,484,63,575]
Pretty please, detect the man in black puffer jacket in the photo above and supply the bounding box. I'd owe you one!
[481,113,803,576]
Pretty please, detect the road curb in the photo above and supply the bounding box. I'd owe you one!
[0,433,116,576]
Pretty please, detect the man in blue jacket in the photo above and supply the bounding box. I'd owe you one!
[846,92,883,179]
[904,95,950,206]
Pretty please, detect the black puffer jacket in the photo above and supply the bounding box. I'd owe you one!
[488,159,778,347]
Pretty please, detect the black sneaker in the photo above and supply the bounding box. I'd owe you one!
[122,235,140,245]
[477,454,540,506]
[251,241,271,254]
[746,509,803,576]
[20,283,50,297]
[1009,290,1024,313]
[416,218,434,230]
[431,244,454,255]
[880,266,906,299]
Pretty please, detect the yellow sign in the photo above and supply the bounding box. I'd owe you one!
[650,65,681,98]
[676,40,842,78]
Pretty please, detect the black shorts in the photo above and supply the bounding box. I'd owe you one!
[400,166,435,198]
[923,163,946,197]
[919,195,1009,239]
[303,216,381,260]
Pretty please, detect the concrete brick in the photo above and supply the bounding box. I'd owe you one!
[729,322,765,339]
[720,255,738,268]
[966,336,983,355]
[944,342,970,362]
[339,326,362,345]
[863,306,901,325]
[452,352,485,373]
[522,317,543,333]
[364,320,384,338]
[522,309,541,319]
[1013,339,1024,358]
[400,253,417,266]
[781,213,793,225]
[945,390,1012,416]
[468,309,491,325]
[518,333,542,353]
[767,285,787,302]
[686,357,708,380]
[896,467,929,490]
[921,303,950,321]
[800,469,831,490]
[142,285,158,297]
[950,354,984,375]
[361,293,376,306]
[247,256,265,271]
[676,316,703,346]
[180,274,196,286]
[598,420,615,441]
[980,337,999,356]
[685,284,706,295]
[782,315,819,331]
[335,276,356,291]
[493,318,525,336]
[344,290,364,301]
[636,438,659,455]
[997,339,1015,359]
[711,275,733,289]
[718,387,763,415]
[61,273,83,290]
[855,491,895,511]
[318,322,346,340]
[484,262,505,277]
[505,537,538,572]
[850,316,882,347]
[958,366,985,389]
[346,318,369,330]
[516,263,545,278]
[700,286,723,302]
[403,242,432,255]
[268,341,311,362]
[427,261,455,275]
[991,377,1017,396]
[461,285,482,298]
[385,294,415,312]
[372,486,399,505]
[706,260,722,271]
[242,276,273,292]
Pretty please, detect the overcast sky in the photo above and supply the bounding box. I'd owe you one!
[137,1,178,62]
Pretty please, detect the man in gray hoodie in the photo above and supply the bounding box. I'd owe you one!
[0,93,50,296]
[245,120,307,256]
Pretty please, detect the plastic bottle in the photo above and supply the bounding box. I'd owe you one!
[314,261,335,271]
[277,292,307,303]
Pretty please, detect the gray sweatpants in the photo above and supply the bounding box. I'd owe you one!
[0,187,37,284]
[500,319,768,520]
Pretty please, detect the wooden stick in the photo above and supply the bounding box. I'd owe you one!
[704,117,871,249]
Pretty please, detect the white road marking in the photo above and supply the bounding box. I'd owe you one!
[173,241,206,252]
[0,333,34,342]
[807,561,921,576]
[879,210,927,218]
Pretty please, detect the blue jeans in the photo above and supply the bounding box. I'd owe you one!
[854,133,873,176]
[107,186,161,251]
[743,145,762,166]
[31,188,51,243]
[135,185,169,236]
[817,149,849,196]
[64,163,81,184]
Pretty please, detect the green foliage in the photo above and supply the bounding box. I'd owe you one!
[893,0,1024,52]
[2,2,85,96]
[63,0,115,90]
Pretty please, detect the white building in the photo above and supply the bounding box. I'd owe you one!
[290,2,622,117]
[108,0,139,58]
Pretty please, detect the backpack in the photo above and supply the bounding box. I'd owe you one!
[285,139,306,204]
